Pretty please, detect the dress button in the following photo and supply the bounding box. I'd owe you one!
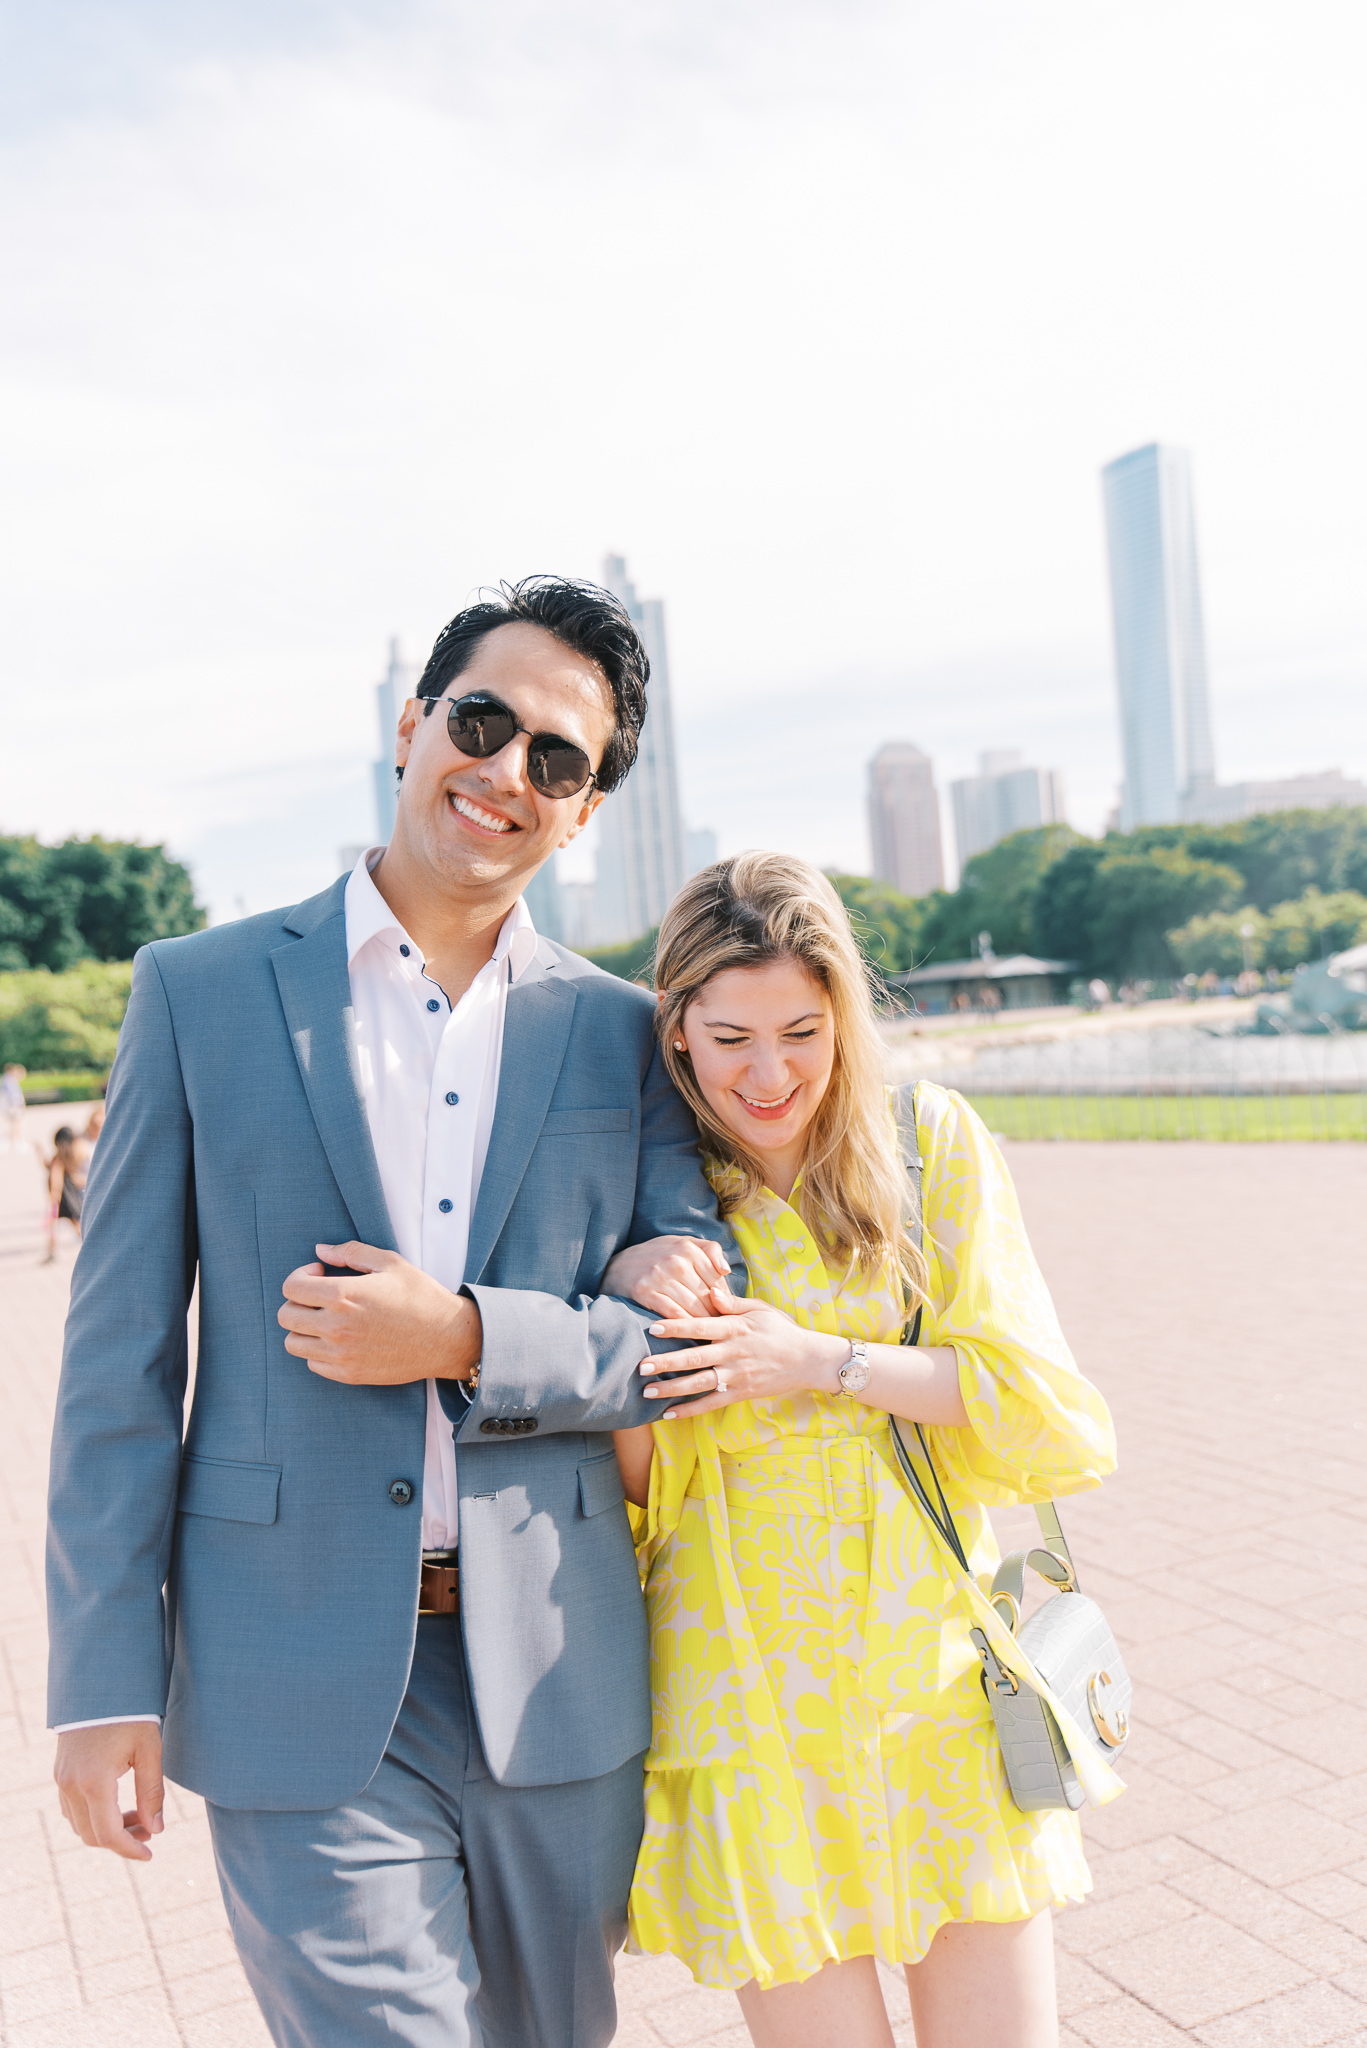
[438,1198,454,1213]
[387,1479,414,1506]
[399,944,410,956]
[426,998,440,1012]
[446,1092,459,1106]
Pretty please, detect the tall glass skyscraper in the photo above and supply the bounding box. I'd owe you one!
[867,742,945,898]
[1101,444,1216,828]
[592,554,687,945]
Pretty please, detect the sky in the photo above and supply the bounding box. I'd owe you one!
[2,0,1365,917]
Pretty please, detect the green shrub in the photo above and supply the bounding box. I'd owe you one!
[0,961,133,1071]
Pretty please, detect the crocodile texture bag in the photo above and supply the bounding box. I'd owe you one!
[890,1085,1132,1812]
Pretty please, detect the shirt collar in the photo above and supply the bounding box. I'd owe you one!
[344,847,539,982]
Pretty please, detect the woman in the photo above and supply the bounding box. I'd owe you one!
[45,1124,92,1262]
[605,853,1117,2048]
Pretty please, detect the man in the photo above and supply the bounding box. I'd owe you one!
[48,577,741,2047]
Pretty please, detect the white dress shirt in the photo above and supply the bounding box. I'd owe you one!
[345,848,539,1551]
[56,852,538,1731]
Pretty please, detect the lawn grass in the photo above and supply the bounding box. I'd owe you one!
[965,1092,1367,1141]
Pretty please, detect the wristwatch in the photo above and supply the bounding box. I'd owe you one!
[837,1340,872,1396]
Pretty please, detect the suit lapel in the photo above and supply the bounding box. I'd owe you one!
[270,903,396,1252]
[465,962,577,1283]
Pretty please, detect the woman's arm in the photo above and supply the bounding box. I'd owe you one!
[612,1424,655,1508]
[637,1285,969,1426]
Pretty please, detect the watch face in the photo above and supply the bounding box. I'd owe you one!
[840,1348,872,1393]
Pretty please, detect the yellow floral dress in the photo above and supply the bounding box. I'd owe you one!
[626,1083,1119,1990]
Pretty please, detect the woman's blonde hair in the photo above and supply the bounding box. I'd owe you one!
[653,850,927,1312]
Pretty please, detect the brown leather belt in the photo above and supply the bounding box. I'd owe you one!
[419,1550,460,1617]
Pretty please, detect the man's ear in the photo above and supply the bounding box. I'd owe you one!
[394,696,422,768]
[557,787,605,849]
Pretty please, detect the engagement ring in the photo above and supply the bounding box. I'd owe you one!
[712,1367,729,1395]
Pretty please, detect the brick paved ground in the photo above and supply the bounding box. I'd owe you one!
[3,1106,1365,2046]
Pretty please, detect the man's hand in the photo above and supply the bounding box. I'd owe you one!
[55,1723,165,1862]
[278,1242,481,1385]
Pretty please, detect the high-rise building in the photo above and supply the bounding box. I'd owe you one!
[592,555,687,944]
[868,743,945,899]
[686,826,718,877]
[371,638,413,844]
[1101,443,1216,829]
[950,750,1066,865]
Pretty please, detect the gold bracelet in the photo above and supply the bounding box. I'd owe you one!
[466,1357,481,1394]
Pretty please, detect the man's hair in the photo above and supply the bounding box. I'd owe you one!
[413,576,649,795]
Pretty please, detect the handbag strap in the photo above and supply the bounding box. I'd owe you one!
[891,1080,1079,1590]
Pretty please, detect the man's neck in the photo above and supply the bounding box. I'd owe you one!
[369,848,521,1007]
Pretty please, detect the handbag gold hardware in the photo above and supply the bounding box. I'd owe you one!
[1087,1669,1129,1748]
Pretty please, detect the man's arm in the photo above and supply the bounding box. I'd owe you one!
[455,1030,744,1438]
[47,947,196,1735]
[274,1031,743,1436]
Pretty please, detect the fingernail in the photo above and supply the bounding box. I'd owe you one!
[649,1324,664,1335]
[663,1411,677,1420]
[644,1387,662,1398]
[153,1813,164,1834]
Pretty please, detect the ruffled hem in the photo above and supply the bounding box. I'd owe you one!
[628,1763,1092,1991]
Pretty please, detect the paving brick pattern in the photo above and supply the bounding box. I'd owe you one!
[3,1108,1365,2045]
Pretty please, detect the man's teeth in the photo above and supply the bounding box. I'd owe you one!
[452,793,513,833]
[738,1089,797,1109]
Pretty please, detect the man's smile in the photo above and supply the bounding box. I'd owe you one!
[448,791,518,835]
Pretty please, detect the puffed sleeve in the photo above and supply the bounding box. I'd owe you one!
[915,1084,1116,1505]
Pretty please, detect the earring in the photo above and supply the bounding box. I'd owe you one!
[673,1041,685,1052]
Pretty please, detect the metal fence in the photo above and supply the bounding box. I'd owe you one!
[883,1016,1367,1140]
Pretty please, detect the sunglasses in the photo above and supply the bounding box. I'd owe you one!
[430,691,599,800]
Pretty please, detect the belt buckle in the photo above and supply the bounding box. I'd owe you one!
[419,1550,460,1617]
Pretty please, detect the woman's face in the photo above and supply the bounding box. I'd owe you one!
[678,958,835,1183]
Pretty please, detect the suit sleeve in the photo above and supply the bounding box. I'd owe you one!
[454,1033,746,1441]
[46,947,197,1726]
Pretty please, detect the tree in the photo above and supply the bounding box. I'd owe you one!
[1262,888,1367,969]
[1035,843,1241,979]
[827,875,930,974]
[582,926,658,984]
[1166,906,1266,977]
[0,834,204,969]
[918,824,1084,963]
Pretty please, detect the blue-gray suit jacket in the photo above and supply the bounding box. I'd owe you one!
[46,875,740,1810]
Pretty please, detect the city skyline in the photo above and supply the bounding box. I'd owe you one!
[4,4,1364,922]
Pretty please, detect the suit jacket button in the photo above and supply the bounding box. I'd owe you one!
[479,1419,500,1435]
[388,1479,415,1506]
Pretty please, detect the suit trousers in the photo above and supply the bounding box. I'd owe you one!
[206,1617,646,2048]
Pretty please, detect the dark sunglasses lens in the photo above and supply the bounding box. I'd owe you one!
[528,738,593,798]
[447,698,517,758]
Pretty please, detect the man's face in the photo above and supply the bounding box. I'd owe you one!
[391,621,615,898]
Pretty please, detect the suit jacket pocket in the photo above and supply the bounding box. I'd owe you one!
[542,1109,632,1136]
[179,1453,281,1525]
[578,1450,627,1518]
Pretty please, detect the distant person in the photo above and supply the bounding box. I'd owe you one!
[46,577,740,2048]
[1,1063,25,1151]
[45,1125,92,1262]
[82,1103,106,1144]
[607,854,1119,2048]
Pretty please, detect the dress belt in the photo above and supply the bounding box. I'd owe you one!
[419,1548,460,1617]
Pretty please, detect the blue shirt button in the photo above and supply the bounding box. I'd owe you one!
[438,1198,454,1213]
[399,944,410,957]
[446,1092,459,1105]
[426,998,440,1012]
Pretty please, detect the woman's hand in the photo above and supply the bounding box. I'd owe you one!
[641,1284,847,1418]
[601,1235,733,1318]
